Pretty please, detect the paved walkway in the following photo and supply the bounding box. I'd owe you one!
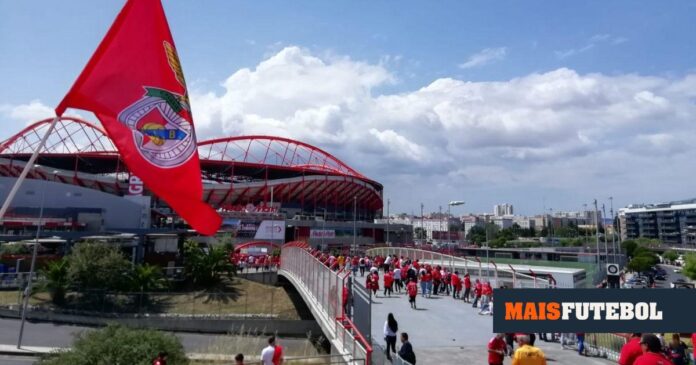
[361,273,615,365]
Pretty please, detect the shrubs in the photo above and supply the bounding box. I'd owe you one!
[39,324,188,365]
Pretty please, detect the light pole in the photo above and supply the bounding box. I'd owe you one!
[352,196,357,255]
[386,198,390,246]
[438,205,442,245]
[602,203,609,261]
[583,203,588,245]
[420,203,424,244]
[594,199,601,265]
[18,173,46,348]
[610,196,618,263]
[448,201,465,243]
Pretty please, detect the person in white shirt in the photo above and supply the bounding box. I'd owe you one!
[260,336,276,365]
[383,313,398,361]
[393,268,402,292]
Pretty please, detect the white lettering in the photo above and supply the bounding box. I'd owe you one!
[650,303,663,320]
[606,302,620,320]
[635,303,649,320]
[561,303,574,320]
[576,302,589,320]
[620,302,634,320]
[589,303,605,320]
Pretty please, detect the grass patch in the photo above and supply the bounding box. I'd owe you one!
[0,278,299,319]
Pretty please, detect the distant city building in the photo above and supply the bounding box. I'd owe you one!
[512,216,536,230]
[494,204,513,217]
[492,216,513,229]
[619,199,696,245]
[460,215,484,236]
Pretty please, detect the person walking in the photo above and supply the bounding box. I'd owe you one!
[359,257,366,277]
[463,273,472,303]
[398,332,416,365]
[261,336,283,365]
[619,333,644,365]
[488,333,507,365]
[451,271,462,299]
[634,334,674,365]
[407,278,418,309]
[512,334,546,365]
[384,269,394,297]
[576,333,585,356]
[472,279,482,308]
[394,267,402,293]
[384,313,398,361]
[667,334,687,365]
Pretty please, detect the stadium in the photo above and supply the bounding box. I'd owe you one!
[0,117,402,247]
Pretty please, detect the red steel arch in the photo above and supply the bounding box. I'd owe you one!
[0,118,369,181]
[0,117,116,155]
[198,135,366,179]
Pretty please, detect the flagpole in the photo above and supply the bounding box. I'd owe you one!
[0,116,60,221]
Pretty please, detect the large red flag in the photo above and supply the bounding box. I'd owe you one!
[56,0,221,235]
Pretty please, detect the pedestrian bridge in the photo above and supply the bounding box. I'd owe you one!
[279,244,372,365]
[277,245,553,365]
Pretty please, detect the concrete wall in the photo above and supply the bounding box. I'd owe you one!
[0,177,144,230]
[0,307,321,336]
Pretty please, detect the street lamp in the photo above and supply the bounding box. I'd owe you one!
[448,201,465,243]
[386,198,390,246]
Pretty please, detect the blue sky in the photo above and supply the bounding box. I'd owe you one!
[1,1,695,216]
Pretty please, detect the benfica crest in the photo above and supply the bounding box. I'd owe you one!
[117,41,196,168]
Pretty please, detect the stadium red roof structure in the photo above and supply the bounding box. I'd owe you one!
[0,117,383,214]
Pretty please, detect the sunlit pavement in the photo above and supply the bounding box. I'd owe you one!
[362,274,615,365]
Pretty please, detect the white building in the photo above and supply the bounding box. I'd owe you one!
[494,204,514,217]
[492,216,513,229]
[512,216,536,230]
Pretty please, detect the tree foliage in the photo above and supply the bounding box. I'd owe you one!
[40,259,70,305]
[39,324,188,365]
[129,264,167,292]
[66,242,132,291]
[622,240,638,257]
[466,226,486,244]
[682,254,696,281]
[662,250,679,263]
[183,240,235,287]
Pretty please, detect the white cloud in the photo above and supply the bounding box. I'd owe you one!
[556,34,628,59]
[188,46,696,212]
[458,47,507,69]
[0,100,54,126]
[3,46,694,213]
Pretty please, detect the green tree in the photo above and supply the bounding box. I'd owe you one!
[682,254,696,281]
[39,259,70,305]
[466,226,486,244]
[39,324,187,365]
[129,264,167,292]
[627,256,656,273]
[414,227,427,240]
[183,240,235,287]
[621,240,638,257]
[539,227,549,237]
[66,242,132,291]
[662,250,679,263]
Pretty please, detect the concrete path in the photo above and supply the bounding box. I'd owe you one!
[361,273,615,365]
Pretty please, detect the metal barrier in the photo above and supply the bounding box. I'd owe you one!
[366,247,550,288]
[561,332,626,361]
[280,247,372,365]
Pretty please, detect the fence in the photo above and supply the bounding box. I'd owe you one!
[561,333,626,361]
[366,247,551,289]
[281,246,372,364]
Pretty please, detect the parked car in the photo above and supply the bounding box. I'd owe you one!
[654,274,667,281]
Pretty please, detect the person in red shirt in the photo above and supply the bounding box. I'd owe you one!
[406,278,418,309]
[619,333,644,365]
[463,273,472,303]
[488,333,507,365]
[692,333,696,362]
[422,270,433,298]
[383,270,394,297]
[451,271,462,299]
[634,334,674,365]
[472,279,483,308]
[152,352,167,365]
[432,267,442,295]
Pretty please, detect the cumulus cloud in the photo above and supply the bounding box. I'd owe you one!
[189,46,696,212]
[458,47,507,69]
[3,46,694,213]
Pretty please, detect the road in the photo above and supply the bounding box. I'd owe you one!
[0,318,310,359]
[0,355,35,365]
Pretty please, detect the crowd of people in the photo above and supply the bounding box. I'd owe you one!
[230,253,280,272]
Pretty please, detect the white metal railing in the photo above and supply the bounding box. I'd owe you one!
[366,247,551,289]
[280,247,371,364]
